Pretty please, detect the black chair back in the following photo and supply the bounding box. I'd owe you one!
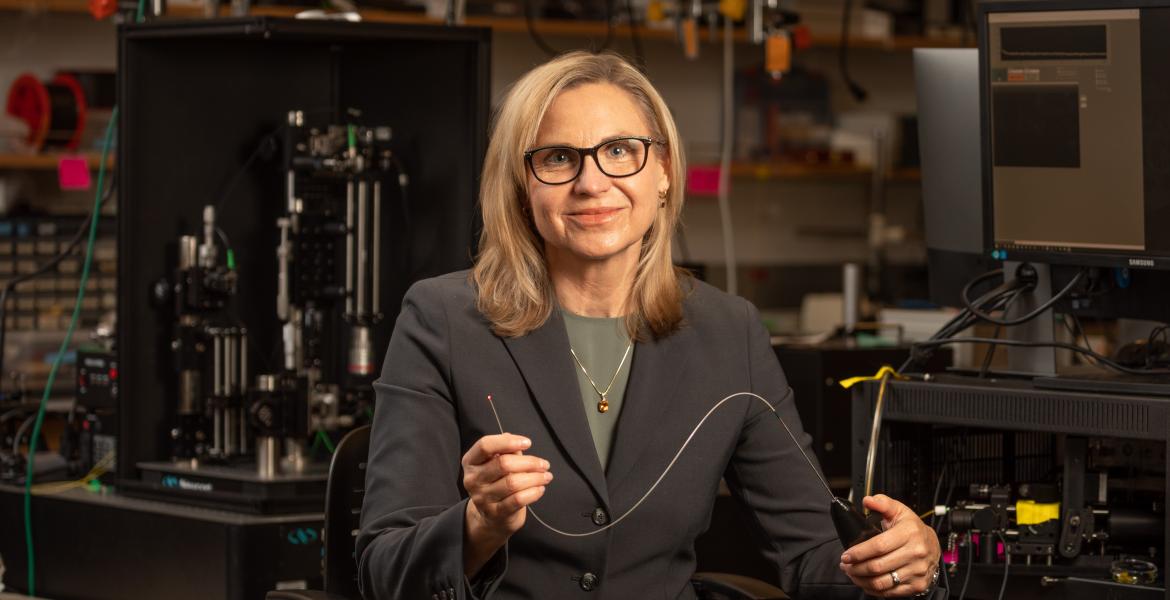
[323,425,370,598]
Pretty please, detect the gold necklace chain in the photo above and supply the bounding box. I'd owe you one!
[569,342,633,414]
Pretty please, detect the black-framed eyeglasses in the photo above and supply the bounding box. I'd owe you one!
[524,136,666,185]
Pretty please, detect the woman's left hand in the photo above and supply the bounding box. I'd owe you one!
[839,494,942,598]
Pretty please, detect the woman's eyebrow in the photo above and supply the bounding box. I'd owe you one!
[532,132,640,148]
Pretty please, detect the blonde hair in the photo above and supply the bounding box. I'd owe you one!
[472,51,688,340]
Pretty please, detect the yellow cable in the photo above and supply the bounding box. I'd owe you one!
[30,451,113,495]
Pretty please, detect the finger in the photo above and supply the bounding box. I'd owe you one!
[482,454,551,481]
[841,520,914,565]
[480,470,554,503]
[848,561,932,597]
[468,455,550,490]
[842,534,933,578]
[862,494,908,525]
[489,485,547,518]
[462,434,532,466]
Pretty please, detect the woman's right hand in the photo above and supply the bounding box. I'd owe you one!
[461,433,552,576]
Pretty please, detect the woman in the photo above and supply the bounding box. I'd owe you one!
[357,51,941,599]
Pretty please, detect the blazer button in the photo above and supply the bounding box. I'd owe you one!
[580,572,599,591]
[591,507,609,526]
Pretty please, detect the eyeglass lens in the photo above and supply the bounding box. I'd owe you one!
[530,138,649,184]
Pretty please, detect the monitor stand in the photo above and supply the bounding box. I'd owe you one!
[1005,261,1057,377]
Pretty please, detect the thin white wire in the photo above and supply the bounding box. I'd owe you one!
[486,391,832,538]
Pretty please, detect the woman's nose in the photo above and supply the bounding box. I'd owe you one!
[573,154,611,195]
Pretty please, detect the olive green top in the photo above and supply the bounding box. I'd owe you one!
[561,310,633,470]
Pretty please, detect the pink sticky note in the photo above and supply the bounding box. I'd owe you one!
[686,165,722,197]
[58,156,92,191]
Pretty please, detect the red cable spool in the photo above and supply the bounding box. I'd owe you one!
[5,73,89,152]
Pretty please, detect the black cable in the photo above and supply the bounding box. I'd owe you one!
[838,0,868,102]
[928,463,947,530]
[962,269,1087,327]
[899,281,1022,372]
[996,532,1011,600]
[624,0,646,72]
[978,287,1026,377]
[213,124,286,214]
[979,323,1002,377]
[1061,314,1099,367]
[911,337,1170,376]
[957,537,973,600]
[1149,325,1169,348]
[1148,324,1170,368]
[0,177,116,397]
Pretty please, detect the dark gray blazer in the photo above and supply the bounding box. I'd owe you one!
[357,271,863,600]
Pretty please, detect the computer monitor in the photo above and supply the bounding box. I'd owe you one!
[979,2,1170,271]
[914,48,1001,307]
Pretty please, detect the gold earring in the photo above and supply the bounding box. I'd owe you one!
[658,190,667,208]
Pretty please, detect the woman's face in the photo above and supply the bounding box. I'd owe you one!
[526,82,669,268]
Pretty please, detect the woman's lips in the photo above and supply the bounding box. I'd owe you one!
[567,207,623,226]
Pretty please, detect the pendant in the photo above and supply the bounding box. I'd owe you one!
[597,395,609,414]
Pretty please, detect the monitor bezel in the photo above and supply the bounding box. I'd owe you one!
[978,0,1170,271]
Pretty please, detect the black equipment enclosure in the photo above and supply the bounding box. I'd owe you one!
[116,18,490,483]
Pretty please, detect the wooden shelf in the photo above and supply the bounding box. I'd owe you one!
[728,162,920,182]
[0,0,971,50]
[0,0,89,12]
[0,153,115,170]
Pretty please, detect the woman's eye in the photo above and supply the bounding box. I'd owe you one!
[607,144,629,157]
[545,150,571,164]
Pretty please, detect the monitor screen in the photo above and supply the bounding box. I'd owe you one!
[981,3,1170,270]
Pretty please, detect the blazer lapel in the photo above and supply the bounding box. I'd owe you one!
[501,312,609,503]
[605,323,694,495]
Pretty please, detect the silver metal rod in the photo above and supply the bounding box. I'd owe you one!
[293,308,304,372]
[284,439,307,474]
[178,370,199,414]
[286,170,297,214]
[224,333,235,397]
[749,0,763,43]
[345,180,355,317]
[238,407,248,455]
[843,263,861,334]
[213,334,223,397]
[257,436,278,479]
[213,408,223,455]
[356,180,368,317]
[282,322,297,371]
[200,205,217,269]
[372,180,382,315]
[276,218,291,321]
[240,331,248,396]
[179,236,198,270]
[223,407,235,456]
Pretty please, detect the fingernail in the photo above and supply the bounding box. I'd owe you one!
[840,553,851,564]
[542,460,550,470]
[519,437,531,448]
[544,472,553,482]
[839,562,847,571]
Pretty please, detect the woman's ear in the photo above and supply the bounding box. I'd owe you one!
[654,150,671,197]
